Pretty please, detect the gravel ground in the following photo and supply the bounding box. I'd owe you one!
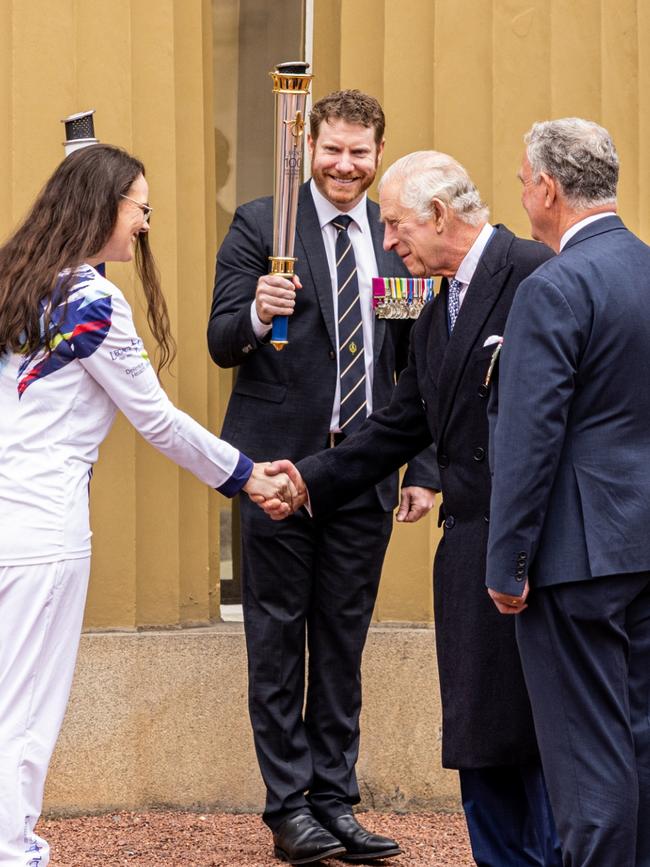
[40,810,474,866]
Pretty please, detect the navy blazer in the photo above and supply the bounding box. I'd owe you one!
[486,216,650,595]
[207,182,439,508]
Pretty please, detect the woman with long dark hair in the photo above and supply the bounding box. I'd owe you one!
[0,144,288,865]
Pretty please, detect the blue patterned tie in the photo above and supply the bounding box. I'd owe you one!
[332,215,366,433]
[448,277,462,332]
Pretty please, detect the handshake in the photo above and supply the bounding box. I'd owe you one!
[242,461,307,520]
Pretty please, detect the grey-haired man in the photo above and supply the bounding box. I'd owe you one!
[487,118,650,866]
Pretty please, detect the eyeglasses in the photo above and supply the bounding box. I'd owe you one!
[120,194,153,223]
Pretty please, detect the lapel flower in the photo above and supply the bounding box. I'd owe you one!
[483,336,503,388]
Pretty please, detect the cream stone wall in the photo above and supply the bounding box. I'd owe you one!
[45,626,459,814]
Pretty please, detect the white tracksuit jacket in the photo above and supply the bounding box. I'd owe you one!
[0,264,252,565]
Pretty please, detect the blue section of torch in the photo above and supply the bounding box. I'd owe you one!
[271,315,289,345]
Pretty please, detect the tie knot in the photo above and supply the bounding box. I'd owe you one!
[332,214,353,233]
[448,277,462,293]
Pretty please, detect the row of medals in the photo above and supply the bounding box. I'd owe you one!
[375,299,427,319]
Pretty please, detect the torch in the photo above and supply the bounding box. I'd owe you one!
[60,110,105,276]
[268,61,313,350]
[61,109,98,156]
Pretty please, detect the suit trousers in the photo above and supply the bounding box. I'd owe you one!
[239,490,393,830]
[516,572,650,867]
[0,558,91,866]
[459,762,562,866]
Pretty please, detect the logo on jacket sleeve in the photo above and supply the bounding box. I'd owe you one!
[17,281,112,397]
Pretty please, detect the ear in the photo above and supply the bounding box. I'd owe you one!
[307,134,315,158]
[376,138,386,166]
[432,198,447,233]
[540,172,557,208]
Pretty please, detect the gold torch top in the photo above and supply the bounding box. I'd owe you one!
[270,61,312,95]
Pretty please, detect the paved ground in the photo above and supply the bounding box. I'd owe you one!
[41,810,474,866]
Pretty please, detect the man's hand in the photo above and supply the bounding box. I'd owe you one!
[243,462,298,509]
[255,273,302,325]
[488,579,530,614]
[257,460,308,520]
[396,486,437,523]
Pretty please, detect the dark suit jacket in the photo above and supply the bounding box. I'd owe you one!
[487,215,650,595]
[298,225,554,766]
[207,182,438,508]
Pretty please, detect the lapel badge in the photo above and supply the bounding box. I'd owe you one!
[372,277,436,319]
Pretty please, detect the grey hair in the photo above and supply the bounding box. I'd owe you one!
[379,151,489,226]
[525,118,618,209]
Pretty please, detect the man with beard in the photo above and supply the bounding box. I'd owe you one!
[208,91,437,865]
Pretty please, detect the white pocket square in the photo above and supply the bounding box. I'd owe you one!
[483,334,503,347]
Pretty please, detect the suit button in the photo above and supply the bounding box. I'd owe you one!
[473,447,485,462]
[438,454,449,468]
[484,512,490,523]
[444,515,456,529]
[516,566,525,577]
[478,384,488,398]
[515,574,525,582]
[329,350,335,360]
[421,398,427,410]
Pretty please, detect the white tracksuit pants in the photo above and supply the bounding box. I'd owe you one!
[0,558,90,866]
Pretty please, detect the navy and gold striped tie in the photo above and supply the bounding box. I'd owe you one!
[332,215,366,433]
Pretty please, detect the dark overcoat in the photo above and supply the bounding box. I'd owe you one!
[299,224,554,767]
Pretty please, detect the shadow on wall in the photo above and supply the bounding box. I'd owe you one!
[215,126,234,241]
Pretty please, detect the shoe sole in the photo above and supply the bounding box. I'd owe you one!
[341,847,403,861]
[274,844,346,865]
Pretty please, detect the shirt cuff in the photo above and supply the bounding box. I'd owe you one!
[250,301,273,339]
[217,453,254,497]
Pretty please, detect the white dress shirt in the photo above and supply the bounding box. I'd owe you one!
[310,180,379,429]
[452,222,495,309]
[559,212,617,251]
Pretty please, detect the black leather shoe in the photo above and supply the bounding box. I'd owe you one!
[273,813,346,864]
[325,814,402,861]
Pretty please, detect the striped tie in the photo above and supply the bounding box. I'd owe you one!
[332,215,366,433]
[448,277,462,332]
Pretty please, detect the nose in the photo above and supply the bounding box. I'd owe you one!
[335,151,355,173]
[383,223,397,251]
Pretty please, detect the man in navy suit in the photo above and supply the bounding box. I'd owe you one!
[208,91,437,864]
[485,118,650,866]
[259,151,562,866]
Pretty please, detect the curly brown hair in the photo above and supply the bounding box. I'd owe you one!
[309,90,385,146]
[0,144,175,372]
